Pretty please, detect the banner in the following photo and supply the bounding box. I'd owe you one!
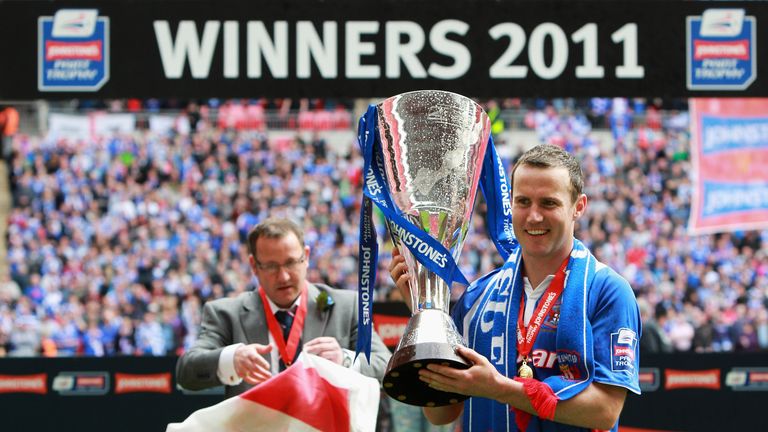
[1,0,767,99]
[0,333,766,432]
[166,353,379,432]
[47,112,136,142]
[688,98,768,234]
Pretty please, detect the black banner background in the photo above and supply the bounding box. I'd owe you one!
[1,0,766,99]
[0,341,765,431]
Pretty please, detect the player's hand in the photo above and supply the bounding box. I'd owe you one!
[418,346,509,400]
[304,336,344,365]
[234,343,273,385]
[388,247,413,310]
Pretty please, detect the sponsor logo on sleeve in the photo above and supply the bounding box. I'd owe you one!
[664,369,721,390]
[38,9,110,92]
[610,328,637,373]
[52,372,109,396]
[0,374,47,394]
[686,8,756,91]
[726,368,768,391]
[115,373,172,394]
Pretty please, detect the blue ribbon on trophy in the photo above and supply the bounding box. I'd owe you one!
[479,136,518,261]
[355,94,516,362]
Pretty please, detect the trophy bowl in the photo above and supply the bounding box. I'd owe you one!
[377,90,491,407]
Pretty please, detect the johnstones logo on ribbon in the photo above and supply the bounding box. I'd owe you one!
[388,221,448,269]
[359,245,373,326]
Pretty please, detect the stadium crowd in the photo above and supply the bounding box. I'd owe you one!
[1,97,767,358]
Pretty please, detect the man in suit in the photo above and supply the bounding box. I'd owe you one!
[177,218,391,397]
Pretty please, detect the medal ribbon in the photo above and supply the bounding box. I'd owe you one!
[516,256,570,364]
[259,284,307,367]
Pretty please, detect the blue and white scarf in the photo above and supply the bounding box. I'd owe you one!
[459,239,597,430]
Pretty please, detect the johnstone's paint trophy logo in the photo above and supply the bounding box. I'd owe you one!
[686,8,756,91]
[38,9,110,92]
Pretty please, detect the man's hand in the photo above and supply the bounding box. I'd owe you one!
[418,346,512,401]
[304,336,344,365]
[234,343,273,385]
[388,247,413,310]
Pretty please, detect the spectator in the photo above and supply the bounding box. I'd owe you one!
[1,97,766,361]
[638,298,672,353]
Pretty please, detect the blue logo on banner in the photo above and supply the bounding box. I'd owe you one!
[687,9,756,91]
[38,9,110,91]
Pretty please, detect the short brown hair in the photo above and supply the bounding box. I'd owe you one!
[510,144,584,203]
[246,218,305,259]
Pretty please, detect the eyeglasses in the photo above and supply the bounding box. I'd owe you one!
[255,255,307,274]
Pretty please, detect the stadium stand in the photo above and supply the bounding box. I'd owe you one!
[1,97,766,358]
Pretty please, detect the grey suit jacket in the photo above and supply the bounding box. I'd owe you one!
[176,283,391,398]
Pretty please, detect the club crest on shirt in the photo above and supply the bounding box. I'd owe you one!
[541,301,561,331]
[557,350,582,380]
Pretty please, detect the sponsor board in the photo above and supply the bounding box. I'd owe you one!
[52,372,109,396]
[726,368,768,391]
[38,9,110,91]
[0,374,47,395]
[638,367,660,392]
[664,368,721,390]
[114,372,172,394]
[372,314,409,348]
[2,0,767,99]
[687,9,756,90]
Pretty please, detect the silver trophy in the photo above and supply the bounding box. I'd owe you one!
[378,90,491,407]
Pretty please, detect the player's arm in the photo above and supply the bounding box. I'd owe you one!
[421,347,627,430]
[550,382,627,429]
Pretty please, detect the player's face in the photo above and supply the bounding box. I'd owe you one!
[511,165,586,268]
[249,233,310,309]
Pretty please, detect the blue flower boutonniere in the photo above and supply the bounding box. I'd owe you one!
[316,291,335,312]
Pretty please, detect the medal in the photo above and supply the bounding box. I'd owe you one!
[518,360,534,378]
[260,284,308,367]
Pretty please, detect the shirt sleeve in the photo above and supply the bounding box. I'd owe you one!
[343,348,362,372]
[590,266,642,395]
[217,343,244,386]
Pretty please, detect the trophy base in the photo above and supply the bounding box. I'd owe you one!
[382,342,470,407]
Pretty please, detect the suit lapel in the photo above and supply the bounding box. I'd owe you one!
[303,283,332,341]
[240,291,270,347]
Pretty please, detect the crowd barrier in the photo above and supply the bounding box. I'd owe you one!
[0,303,765,431]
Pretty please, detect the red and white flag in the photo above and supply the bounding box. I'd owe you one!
[167,353,380,432]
